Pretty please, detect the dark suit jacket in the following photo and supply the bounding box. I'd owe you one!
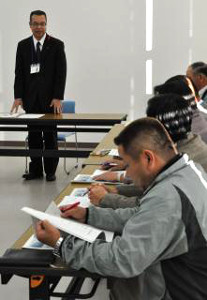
[14,34,67,113]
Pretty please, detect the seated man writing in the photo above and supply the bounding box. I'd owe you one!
[35,117,207,300]
[90,91,207,208]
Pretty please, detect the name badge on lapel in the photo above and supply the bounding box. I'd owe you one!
[30,63,40,74]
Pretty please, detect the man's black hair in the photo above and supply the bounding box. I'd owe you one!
[146,94,192,143]
[114,117,174,160]
[154,76,197,110]
[30,10,47,23]
[154,80,191,97]
[194,65,207,77]
[190,62,205,70]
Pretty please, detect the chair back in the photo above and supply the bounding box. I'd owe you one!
[62,100,75,113]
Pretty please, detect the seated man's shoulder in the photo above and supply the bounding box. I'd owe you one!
[143,183,179,211]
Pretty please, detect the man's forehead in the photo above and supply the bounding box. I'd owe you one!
[31,15,46,20]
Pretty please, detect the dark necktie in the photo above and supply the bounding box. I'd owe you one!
[36,41,41,63]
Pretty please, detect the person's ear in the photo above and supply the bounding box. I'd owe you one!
[146,153,150,162]
[143,150,154,165]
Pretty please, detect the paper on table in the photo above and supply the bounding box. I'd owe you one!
[92,169,126,178]
[70,188,89,197]
[0,112,22,118]
[72,174,94,183]
[18,114,44,119]
[108,149,119,156]
[92,169,108,177]
[91,169,125,185]
[22,207,106,243]
[0,113,44,119]
[56,198,114,242]
[62,191,114,242]
[59,196,91,208]
[23,235,53,250]
[72,173,121,185]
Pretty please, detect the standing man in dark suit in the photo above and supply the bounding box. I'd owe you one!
[11,10,67,181]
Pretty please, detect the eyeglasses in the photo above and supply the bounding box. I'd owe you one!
[30,22,46,28]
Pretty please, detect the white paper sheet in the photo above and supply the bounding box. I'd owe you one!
[59,196,91,208]
[0,112,22,118]
[70,188,89,197]
[22,207,106,243]
[18,114,44,119]
[72,173,121,185]
[108,149,119,156]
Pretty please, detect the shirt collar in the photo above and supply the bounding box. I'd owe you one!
[33,33,47,49]
[199,85,207,98]
[142,153,184,196]
[158,153,182,174]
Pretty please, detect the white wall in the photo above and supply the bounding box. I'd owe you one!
[0,0,207,141]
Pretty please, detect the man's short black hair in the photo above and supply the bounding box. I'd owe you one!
[114,117,174,160]
[146,94,192,143]
[30,10,47,23]
[154,76,197,111]
[154,80,191,97]
[194,65,207,77]
[190,61,205,71]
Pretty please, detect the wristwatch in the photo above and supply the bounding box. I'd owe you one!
[53,237,64,257]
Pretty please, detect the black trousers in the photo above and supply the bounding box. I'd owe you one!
[26,96,59,175]
[28,125,59,175]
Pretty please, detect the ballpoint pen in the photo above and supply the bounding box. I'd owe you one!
[102,162,118,167]
[82,189,89,196]
[81,163,102,167]
[59,201,80,213]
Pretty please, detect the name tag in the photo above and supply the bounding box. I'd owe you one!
[30,63,40,74]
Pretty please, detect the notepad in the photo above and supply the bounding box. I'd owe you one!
[23,235,53,250]
[70,188,89,197]
[72,174,94,183]
[58,195,91,208]
[22,207,114,243]
[72,173,122,185]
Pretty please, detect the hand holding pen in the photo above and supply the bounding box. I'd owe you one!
[59,201,86,223]
[59,189,89,213]
[82,189,89,196]
[59,201,80,213]
[60,204,87,223]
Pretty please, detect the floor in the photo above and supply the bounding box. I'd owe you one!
[0,156,109,299]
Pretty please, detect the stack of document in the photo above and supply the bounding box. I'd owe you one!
[72,170,122,185]
[22,187,114,250]
[22,207,107,243]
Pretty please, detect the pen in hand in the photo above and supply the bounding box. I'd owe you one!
[59,201,80,213]
[82,189,89,196]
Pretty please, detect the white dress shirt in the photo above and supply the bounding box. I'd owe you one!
[33,33,46,51]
